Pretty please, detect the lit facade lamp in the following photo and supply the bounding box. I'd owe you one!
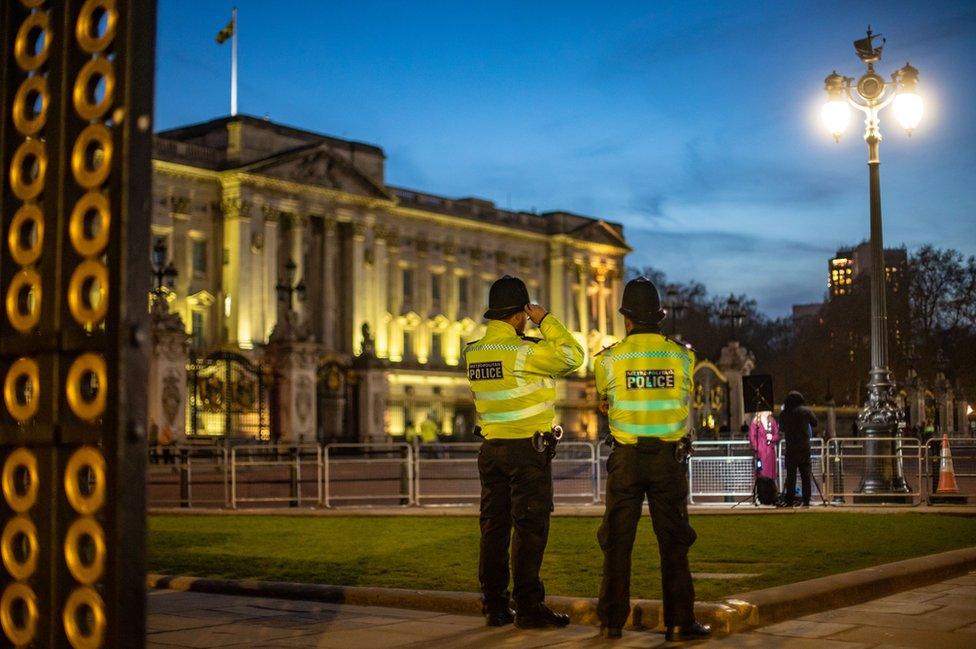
[276,258,306,317]
[820,27,922,499]
[150,238,178,311]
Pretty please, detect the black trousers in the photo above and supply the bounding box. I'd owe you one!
[784,453,812,505]
[597,440,697,629]
[478,438,553,613]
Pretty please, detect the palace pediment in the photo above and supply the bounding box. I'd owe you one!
[568,220,631,251]
[242,144,392,200]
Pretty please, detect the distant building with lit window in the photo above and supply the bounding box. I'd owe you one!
[828,242,907,301]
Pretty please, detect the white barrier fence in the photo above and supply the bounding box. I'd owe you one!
[147,436,974,509]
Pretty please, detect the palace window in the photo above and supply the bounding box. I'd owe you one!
[192,239,207,276]
[191,311,205,349]
[402,330,415,362]
[458,276,469,313]
[402,269,414,299]
[430,332,443,364]
[431,273,441,305]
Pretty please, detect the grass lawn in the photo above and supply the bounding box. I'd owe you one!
[149,513,976,601]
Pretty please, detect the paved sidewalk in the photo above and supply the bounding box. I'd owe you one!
[147,572,976,648]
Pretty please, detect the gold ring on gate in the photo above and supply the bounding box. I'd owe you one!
[71,124,113,189]
[5,268,42,333]
[67,260,109,327]
[8,203,45,266]
[65,355,107,422]
[12,75,49,136]
[76,0,119,54]
[3,357,41,423]
[0,582,38,646]
[14,10,51,72]
[73,56,115,120]
[1,515,39,581]
[69,191,110,257]
[64,446,106,515]
[1,448,39,513]
[63,586,106,649]
[10,138,47,200]
[64,516,105,585]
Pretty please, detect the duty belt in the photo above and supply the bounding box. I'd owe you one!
[532,425,563,461]
[605,434,693,464]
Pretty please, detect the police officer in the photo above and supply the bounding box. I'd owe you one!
[466,275,583,629]
[595,277,711,642]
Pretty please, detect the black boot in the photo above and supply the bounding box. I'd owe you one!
[485,608,516,627]
[601,625,623,639]
[515,603,570,629]
[665,621,711,642]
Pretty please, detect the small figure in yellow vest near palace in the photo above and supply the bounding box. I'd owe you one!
[595,277,711,642]
[465,275,583,629]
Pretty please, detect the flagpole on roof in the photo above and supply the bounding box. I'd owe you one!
[230,6,238,116]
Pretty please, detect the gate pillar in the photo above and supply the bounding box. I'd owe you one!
[149,301,190,445]
[718,341,755,437]
[354,323,389,442]
[267,340,321,445]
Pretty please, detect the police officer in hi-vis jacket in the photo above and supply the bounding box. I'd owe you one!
[465,275,583,629]
[595,277,711,642]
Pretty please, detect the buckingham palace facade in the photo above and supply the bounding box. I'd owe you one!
[151,115,630,442]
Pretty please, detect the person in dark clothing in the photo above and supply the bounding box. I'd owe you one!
[779,391,818,507]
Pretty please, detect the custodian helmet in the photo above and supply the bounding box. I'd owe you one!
[483,275,530,320]
[619,276,666,325]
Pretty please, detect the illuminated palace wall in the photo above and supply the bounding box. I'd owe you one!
[151,115,630,440]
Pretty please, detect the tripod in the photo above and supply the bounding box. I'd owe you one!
[731,450,762,508]
[782,453,830,507]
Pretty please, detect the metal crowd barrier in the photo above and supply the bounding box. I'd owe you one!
[147,445,229,508]
[147,436,976,509]
[825,437,924,505]
[324,443,414,507]
[414,442,480,505]
[775,438,827,502]
[413,441,598,505]
[230,445,323,509]
[687,440,754,504]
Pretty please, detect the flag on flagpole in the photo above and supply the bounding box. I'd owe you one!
[215,17,234,44]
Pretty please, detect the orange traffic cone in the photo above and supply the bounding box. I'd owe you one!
[936,432,960,494]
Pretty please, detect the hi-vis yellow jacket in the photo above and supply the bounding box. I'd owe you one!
[595,332,695,444]
[465,315,584,439]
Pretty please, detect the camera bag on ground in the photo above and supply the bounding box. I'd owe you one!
[756,476,778,505]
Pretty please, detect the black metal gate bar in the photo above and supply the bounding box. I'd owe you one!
[0,1,156,647]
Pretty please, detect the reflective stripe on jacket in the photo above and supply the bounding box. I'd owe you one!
[595,332,695,444]
[465,314,584,439]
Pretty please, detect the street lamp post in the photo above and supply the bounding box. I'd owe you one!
[150,238,178,313]
[665,287,688,339]
[821,27,921,498]
[719,294,745,343]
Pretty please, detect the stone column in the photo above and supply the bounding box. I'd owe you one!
[596,270,608,336]
[717,341,756,436]
[350,221,368,355]
[321,216,339,350]
[373,228,390,359]
[149,305,190,444]
[609,267,624,338]
[548,240,566,323]
[220,182,252,346]
[266,336,321,445]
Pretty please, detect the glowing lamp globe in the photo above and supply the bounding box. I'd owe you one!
[821,100,850,142]
[893,92,922,134]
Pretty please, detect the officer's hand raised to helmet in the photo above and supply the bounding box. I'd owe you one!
[524,303,547,325]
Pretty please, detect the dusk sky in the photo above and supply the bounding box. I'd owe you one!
[155,0,976,317]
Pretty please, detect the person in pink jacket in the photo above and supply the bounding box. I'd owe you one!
[748,411,780,480]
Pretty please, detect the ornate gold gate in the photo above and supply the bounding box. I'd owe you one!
[1,1,155,646]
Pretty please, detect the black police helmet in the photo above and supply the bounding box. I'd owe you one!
[484,275,530,320]
[619,276,666,325]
